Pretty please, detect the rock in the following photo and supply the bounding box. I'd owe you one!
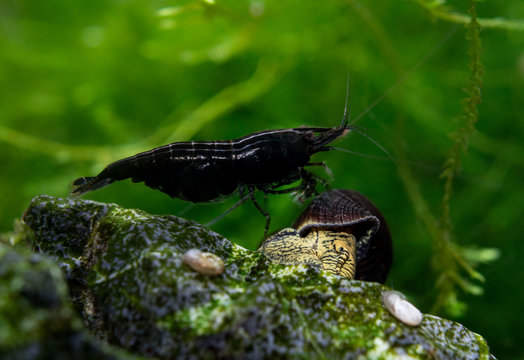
[4,195,493,359]
[0,242,137,360]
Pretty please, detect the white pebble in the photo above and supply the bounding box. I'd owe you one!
[382,291,423,326]
[182,249,225,276]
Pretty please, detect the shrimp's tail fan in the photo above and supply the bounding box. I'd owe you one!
[71,176,113,197]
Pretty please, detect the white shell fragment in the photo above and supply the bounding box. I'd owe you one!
[181,249,225,276]
[382,290,423,326]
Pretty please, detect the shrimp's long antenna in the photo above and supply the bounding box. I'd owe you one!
[331,146,440,172]
[345,126,396,165]
[341,72,351,128]
[350,25,459,126]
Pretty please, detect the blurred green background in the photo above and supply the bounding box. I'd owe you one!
[1,0,523,358]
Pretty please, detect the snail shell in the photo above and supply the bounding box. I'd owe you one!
[182,249,225,276]
[259,189,392,283]
[382,291,423,326]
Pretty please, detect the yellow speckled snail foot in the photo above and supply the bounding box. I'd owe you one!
[260,229,357,278]
[259,189,392,284]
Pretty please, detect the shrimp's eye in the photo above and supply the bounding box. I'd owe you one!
[304,131,316,141]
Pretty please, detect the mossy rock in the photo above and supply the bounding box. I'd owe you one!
[0,242,138,360]
[3,195,494,359]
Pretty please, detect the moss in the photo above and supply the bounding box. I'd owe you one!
[434,0,488,315]
[0,243,138,360]
[14,195,494,359]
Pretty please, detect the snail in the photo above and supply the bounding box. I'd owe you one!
[382,291,423,326]
[259,189,392,283]
[182,249,225,276]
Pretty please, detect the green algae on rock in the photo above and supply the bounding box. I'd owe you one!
[20,195,493,359]
[0,243,137,360]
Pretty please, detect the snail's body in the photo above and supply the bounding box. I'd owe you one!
[259,189,392,283]
[260,229,357,279]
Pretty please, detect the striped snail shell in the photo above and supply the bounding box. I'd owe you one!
[259,189,392,283]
